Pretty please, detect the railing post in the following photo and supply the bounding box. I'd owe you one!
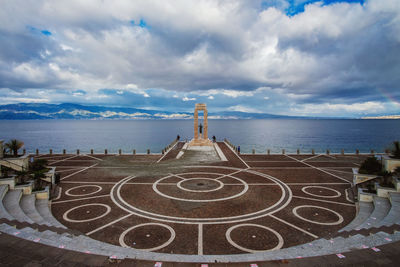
[77,149,80,155]
[252,149,255,154]
[105,149,108,155]
[36,149,39,156]
[282,149,285,155]
[341,149,344,155]
[326,149,330,155]
[312,149,315,155]
[63,149,66,155]
[147,149,150,154]
[133,149,136,155]
[297,149,300,155]
[119,149,122,155]
[267,149,270,155]
[49,149,52,155]
[90,149,93,155]
[356,149,359,155]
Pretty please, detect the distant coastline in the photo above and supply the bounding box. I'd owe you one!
[361,115,400,119]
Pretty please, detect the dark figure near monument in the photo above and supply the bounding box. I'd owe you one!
[177,135,180,140]
[212,135,216,142]
[238,145,240,153]
[199,123,203,134]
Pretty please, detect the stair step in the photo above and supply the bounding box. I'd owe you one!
[35,199,66,228]
[20,194,50,226]
[357,196,391,229]
[0,185,14,220]
[339,201,374,232]
[378,192,400,226]
[3,189,34,223]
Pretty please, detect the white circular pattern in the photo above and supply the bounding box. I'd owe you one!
[301,186,341,198]
[152,174,249,202]
[119,223,176,252]
[226,224,284,253]
[65,185,102,197]
[63,203,111,223]
[111,168,292,224]
[177,178,224,192]
[292,205,344,225]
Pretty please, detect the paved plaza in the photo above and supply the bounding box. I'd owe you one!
[37,142,369,257]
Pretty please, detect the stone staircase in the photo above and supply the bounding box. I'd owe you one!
[1,181,400,263]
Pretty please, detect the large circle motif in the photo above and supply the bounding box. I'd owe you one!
[177,178,224,192]
[226,224,284,253]
[152,173,249,203]
[65,185,102,197]
[63,203,111,223]
[292,205,344,225]
[301,186,341,198]
[119,223,175,252]
[112,169,291,224]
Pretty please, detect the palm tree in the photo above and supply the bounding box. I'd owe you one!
[5,139,24,157]
[391,141,400,159]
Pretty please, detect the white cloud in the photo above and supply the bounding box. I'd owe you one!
[182,96,196,101]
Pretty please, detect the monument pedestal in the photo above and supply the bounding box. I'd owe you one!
[188,138,213,147]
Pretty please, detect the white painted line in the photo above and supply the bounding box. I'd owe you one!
[286,182,348,185]
[60,163,98,180]
[320,168,354,174]
[55,167,85,173]
[301,154,322,162]
[157,141,179,163]
[61,181,116,184]
[213,143,227,161]
[285,155,351,184]
[293,195,355,207]
[83,154,103,161]
[215,169,244,180]
[198,223,203,255]
[49,155,79,165]
[292,205,344,225]
[86,213,133,236]
[63,203,111,223]
[52,194,110,204]
[269,214,318,239]
[223,141,250,168]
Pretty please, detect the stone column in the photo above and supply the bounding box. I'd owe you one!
[203,110,208,139]
[194,110,199,140]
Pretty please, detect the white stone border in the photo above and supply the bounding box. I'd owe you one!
[301,186,341,199]
[292,205,344,225]
[177,178,224,193]
[152,173,249,203]
[65,185,102,197]
[226,223,284,253]
[119,223,176,252]
[63,203,111,223]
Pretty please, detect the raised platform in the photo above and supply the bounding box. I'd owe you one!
[188,138,213,147]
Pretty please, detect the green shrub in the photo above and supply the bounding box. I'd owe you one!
[359,157,383,175]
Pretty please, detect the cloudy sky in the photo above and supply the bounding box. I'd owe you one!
[0,0,399,117]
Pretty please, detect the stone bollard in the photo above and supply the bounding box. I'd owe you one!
[36,149,39,156]
[119,149,122,155]
[133,149,136,155]
[326,149,330,155]
[341,149,344,155]
[297,149,300,155]
[267,149,270,155]
[356,149,359,155]
[385,149,390,154]
[252,149,255,154]
[282,149,285,155]
[105,149,108,155]
[312,149,315,155]
[77,149,80,155]
[22,149,26,155]
[49,149,52,155]
[147,149,150,154]
[371,150,375,155]
[63,149,66,155]
[162,149,165,155]
[90,149,93,155]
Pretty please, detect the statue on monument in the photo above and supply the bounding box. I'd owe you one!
[199,123,203,135]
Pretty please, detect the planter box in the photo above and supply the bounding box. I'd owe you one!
[15,181,34,195]
[353,168,378,185]
[358,188,375,202]
[383,156,400,172]
[0,176,16,189]
[34,186,49,200]
[42,167,56,184]
[376,185,397,198]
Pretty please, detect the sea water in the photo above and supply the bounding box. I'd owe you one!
[0,119,399,154]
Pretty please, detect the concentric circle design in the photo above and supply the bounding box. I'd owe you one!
[111,168,292,224]
[63,203,111,223]
[292,205,344,225]
[65,185,102,197]
[226,223,284,253]
[301,186,341,198]
[152,174,248,202]
[177,178,224,192]
[119,223,175,251]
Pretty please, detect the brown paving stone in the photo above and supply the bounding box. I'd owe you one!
[305,161,359,168]
[56,183,113,201]
[254,168,346,184]
[247,161,308,168]
[161,142,185,161]
[240,155,296,161]
[289,184,352,204]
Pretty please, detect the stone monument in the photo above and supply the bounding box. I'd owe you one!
[189,103,213,146]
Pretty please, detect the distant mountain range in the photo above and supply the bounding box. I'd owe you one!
[0,103,296,120]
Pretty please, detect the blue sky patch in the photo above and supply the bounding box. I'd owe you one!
[41,30,52,36]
